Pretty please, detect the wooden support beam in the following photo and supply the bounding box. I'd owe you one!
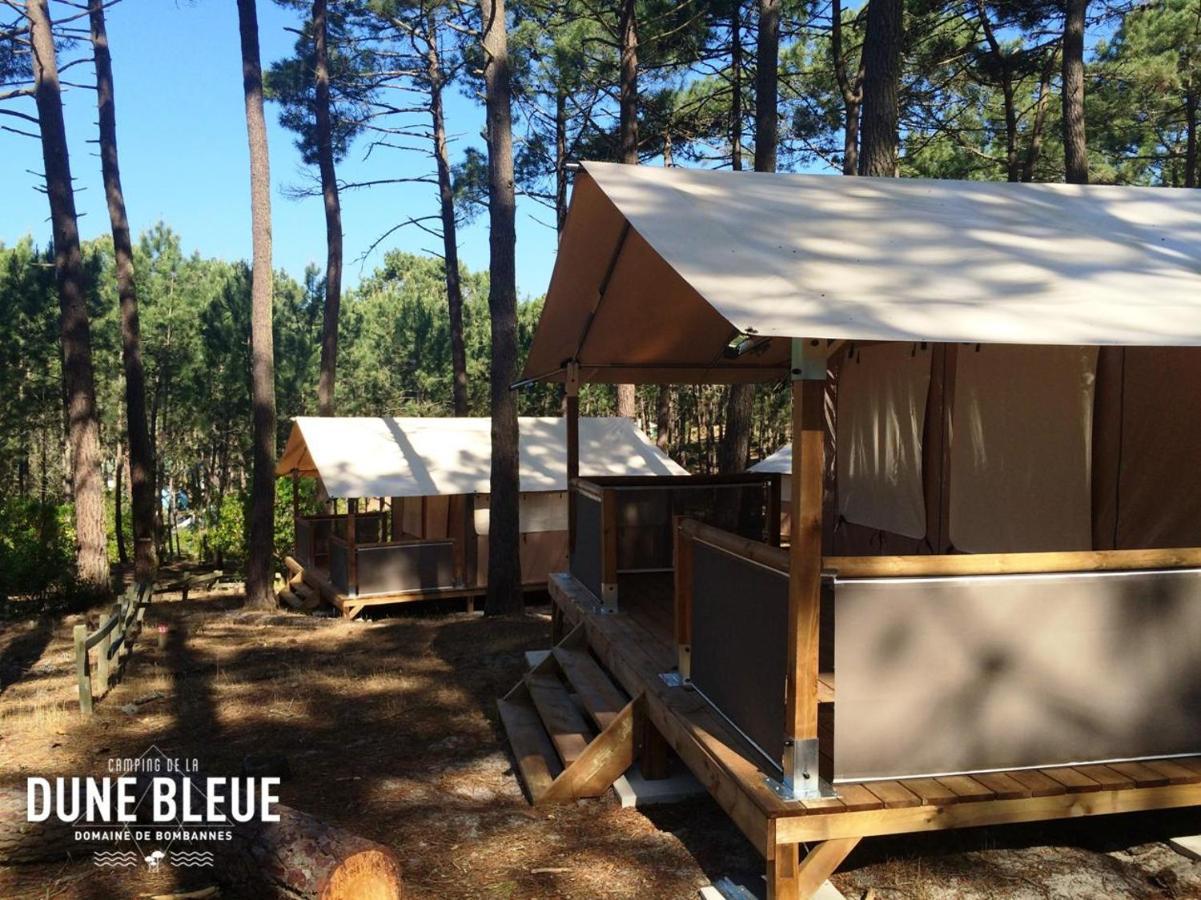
[672,516,693,680]
[290,468,300,554]
[766,472,782,547]
[347,499,358,597]
[784,338,827,797]
[824,546,1201,578]
[566,362,580,556]
[767,837,861,900]
[600,487,619,611]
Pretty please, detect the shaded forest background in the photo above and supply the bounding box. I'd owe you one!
[3,0,1199,606]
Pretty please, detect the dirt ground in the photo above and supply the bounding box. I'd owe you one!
[1,583,1200,899]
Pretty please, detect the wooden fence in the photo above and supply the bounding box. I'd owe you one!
[73,581,153,714]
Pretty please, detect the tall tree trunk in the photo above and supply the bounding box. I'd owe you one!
[1061,0,1089,184]
[614,0,638,419]
[831,0,864,175]
[555,90,568,236]
[755,0,780,173]
[1021,49,1057,182]
[428,12,469,416]
[313,0,343,416]
[1186,86,1197,188]
[238,0,278,609]
[114,441,128,566]
[719,0,778,474]
[977,0,1019,181]
[730,1,743,171]
[481,0,522,615]
[858,0,903,177]
[89,0,157,583]
[28,0,109,592]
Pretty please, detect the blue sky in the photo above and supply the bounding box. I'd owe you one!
[3,0,560,296]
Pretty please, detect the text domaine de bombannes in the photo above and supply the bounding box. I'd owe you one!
[27,757,281,841]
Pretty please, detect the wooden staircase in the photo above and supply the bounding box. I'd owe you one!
[498,625,639,804]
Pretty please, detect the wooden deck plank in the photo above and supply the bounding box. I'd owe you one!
[828,784,883,812]
[1041,767,1103,793]
[1107,761,1170,788]
[525,673,594,768]
[901,778,963,805]
[973,772,1033,800]
[1072,765,1135,791]
[1008,769,1068,797]
[1144,760,1201,785]
[497,692,562,801]
[863,781,922,809]
[935,775,996,801]
[552,645,628,732]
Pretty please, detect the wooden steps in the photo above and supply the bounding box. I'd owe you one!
[499,626,638,805]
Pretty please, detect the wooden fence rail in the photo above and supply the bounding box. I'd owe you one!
[73,581,153,714]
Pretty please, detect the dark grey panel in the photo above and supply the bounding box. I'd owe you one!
[295,518,313,567]
[834,569,1201,781]
[328,541,349,594]
[571,494,602,598]
[357,542,456,596]
[691,540,789,768]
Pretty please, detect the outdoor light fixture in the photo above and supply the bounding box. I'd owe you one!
[723,333,770,359]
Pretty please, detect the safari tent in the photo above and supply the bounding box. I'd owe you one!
[500,161,1201,898]
[276,416,686,618]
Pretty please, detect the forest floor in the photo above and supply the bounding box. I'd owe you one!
[1,579,1200,899]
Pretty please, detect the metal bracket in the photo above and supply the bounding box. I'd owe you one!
[763,773,839,802]
[565,360,580,397]
[773,737,834,800]
[790,338,828,382]
[600,582,619,613]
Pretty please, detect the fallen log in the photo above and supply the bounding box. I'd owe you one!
[225,804,404,899]
[0,786,403,899]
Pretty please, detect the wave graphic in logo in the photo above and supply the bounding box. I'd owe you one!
[170,850,215,868]
[92,851,140,867]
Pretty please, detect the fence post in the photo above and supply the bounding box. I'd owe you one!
[74,624,92,715]
[97,603,117,695]
[600,488,619,613]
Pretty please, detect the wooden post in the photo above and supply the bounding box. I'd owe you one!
[96,603,116,695]
[600,487,619,612]
[464,494,478,588]
[73,624,92,715]
[347,498,358,596]
[291,469,300,553]
[783,338,827,798]
[566,362,580,555]
[672,515,693,680]
[766,473,782,547]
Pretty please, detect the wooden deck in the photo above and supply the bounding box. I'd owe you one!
[548,571,1201,899]
[287,557,546,619]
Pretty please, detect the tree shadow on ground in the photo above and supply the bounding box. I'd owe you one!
[0,616,55,698]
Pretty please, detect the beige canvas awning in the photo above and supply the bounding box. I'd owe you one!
[521,162,1201,385]
[275,416,686,499]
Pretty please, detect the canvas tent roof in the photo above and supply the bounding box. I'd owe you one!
[748,444,792,476]
[520,162,1201,385]
[276,416,686,499]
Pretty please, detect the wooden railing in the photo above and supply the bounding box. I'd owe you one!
[73,581,153,715]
